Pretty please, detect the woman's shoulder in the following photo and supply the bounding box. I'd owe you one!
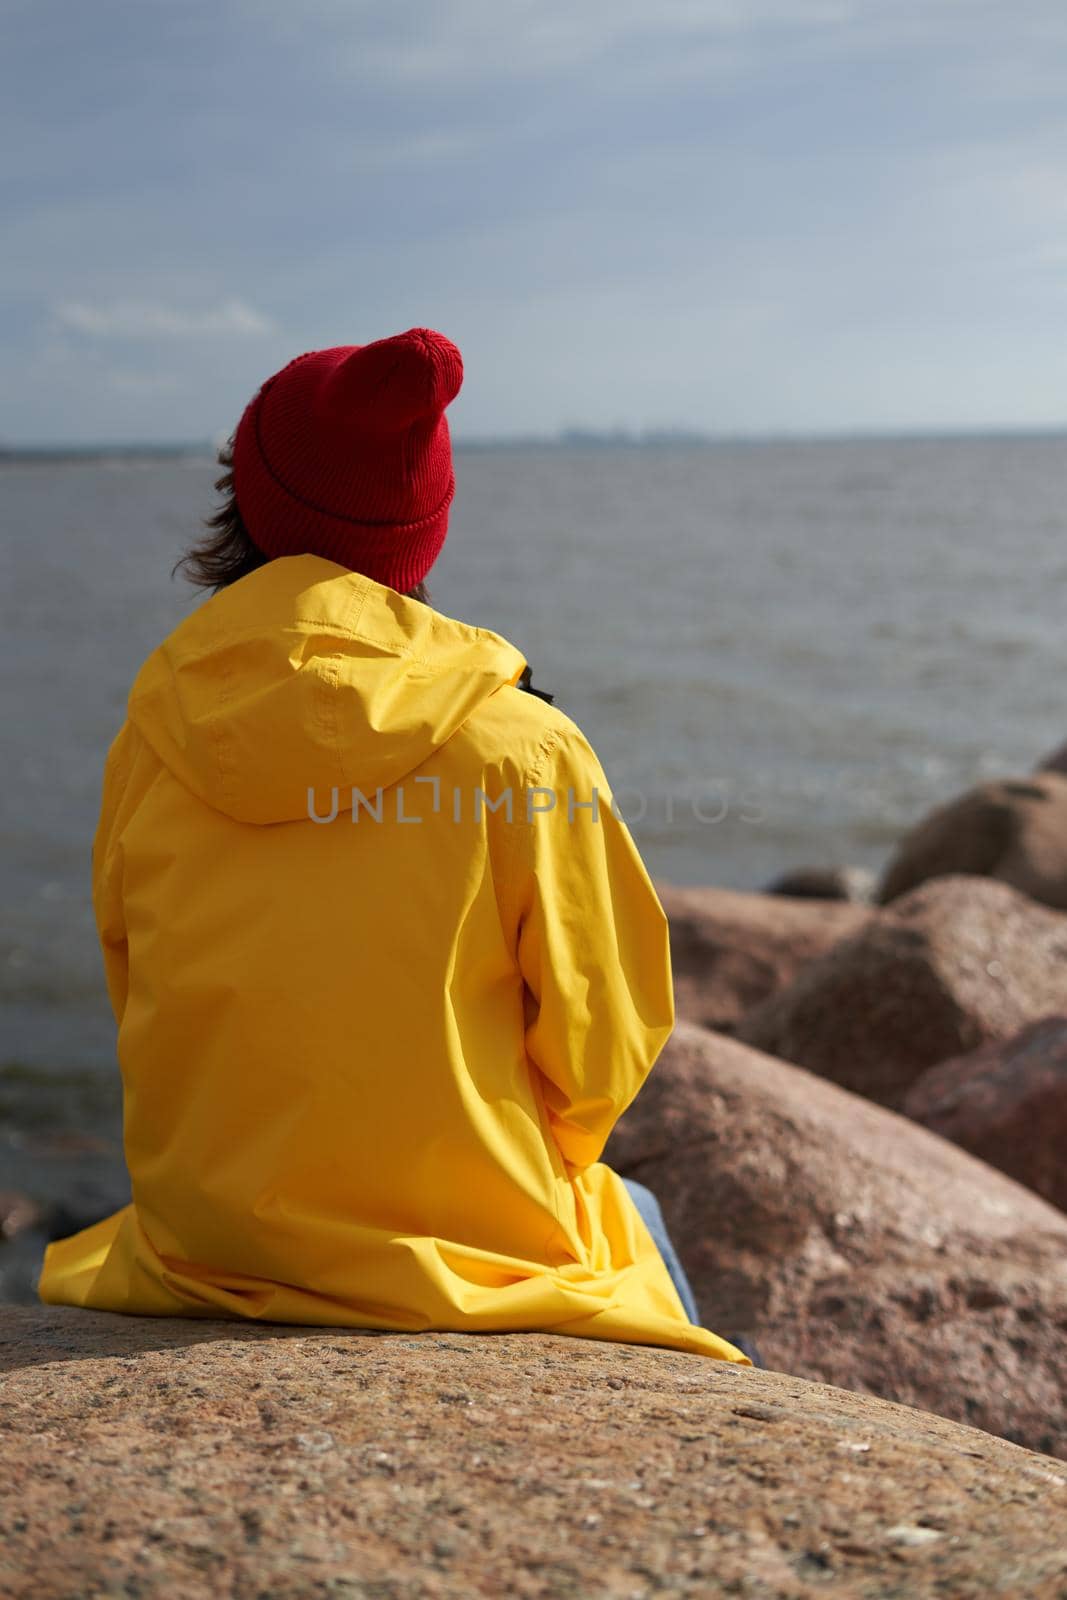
[462,678,602,791]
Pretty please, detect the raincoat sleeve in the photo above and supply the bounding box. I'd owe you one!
[91,722,137,1025]
[509,722,675,1174]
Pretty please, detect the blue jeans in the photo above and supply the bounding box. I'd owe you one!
[622,1176,701,1325]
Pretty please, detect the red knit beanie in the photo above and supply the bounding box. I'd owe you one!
[232,327,463,593]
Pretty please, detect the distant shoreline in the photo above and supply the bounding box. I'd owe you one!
[2,425,1066,464]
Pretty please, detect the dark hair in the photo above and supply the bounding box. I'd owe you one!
[172,437,431,605]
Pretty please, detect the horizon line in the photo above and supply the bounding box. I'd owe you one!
[2,421,1067,459]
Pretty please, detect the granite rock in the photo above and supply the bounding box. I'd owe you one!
[656,881,871,1032]
[904,1015,1067,1213]
[762,864,876,902]
[732,874,1067,1107]
[605,1021,1067,1460]
[876,773,1067,910]
[1,1305,1065,1599]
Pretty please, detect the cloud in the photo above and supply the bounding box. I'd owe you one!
[335,0,859,88]
[222,0,863,98]
[287,0,1067,107]
[346,128,482,170]
[53,297,276,339]
[105,369,182,395]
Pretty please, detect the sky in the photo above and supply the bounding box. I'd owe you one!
[2,0,1067,445]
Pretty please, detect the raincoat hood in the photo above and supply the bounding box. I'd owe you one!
[128,554,527,824]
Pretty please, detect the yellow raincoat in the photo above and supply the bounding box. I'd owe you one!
[38,553,746,1364]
